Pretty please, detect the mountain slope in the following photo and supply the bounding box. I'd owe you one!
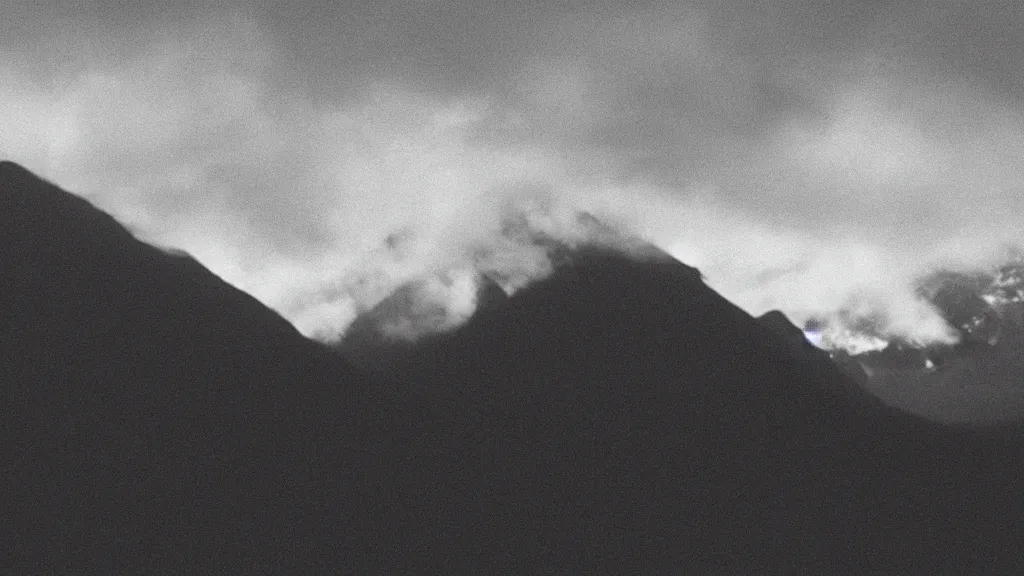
[0,161,386,573]
[820,265,1024,422]
[4,161,1023,573]
[345,245,1024,574]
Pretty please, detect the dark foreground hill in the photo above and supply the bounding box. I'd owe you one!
[0,161,391,573]
[343,246,1024,573]
[4,161,1024,574]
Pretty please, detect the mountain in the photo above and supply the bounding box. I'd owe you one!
[817,265,1024,422]
[0,161,391,573]
[4,160,1024,574]
[757,309,879,400]
[343,244,1024,573]
[338,270,510,376]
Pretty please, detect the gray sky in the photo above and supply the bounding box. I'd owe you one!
[3,0,1024,343]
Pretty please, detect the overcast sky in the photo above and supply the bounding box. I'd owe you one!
[3,0,1024,342]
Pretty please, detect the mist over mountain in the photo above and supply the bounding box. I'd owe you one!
[5,161,1024,573]
[7,1,1024,572]
[800,261,1024,422]
[7,1,1024,347]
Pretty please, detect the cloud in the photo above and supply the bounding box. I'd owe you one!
[4,3,1024,346]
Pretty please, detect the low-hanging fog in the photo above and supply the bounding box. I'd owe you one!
[3,1,1024,345]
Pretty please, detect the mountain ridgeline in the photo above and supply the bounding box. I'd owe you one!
[3,161,1023,574]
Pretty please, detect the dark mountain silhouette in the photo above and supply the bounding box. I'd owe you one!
[4,161,1024,574]
[0,161,392,573]
[756,310,876,401]
[343,244,1024,573]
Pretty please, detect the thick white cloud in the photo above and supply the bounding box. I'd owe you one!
[3,2,1024,346]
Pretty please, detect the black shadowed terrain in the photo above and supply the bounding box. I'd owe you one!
[343,246,1024,573]
[0,161,393,573]
[3,161,1023,574]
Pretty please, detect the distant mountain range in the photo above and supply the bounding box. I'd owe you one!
[3,160,1023,574]
[811,260,1024,353]
[798,262,1024,422]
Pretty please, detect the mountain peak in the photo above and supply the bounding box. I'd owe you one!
[1,160,103,220]
[0,159,33,179]
[7,162,1024,573]
[1,160,141,265]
